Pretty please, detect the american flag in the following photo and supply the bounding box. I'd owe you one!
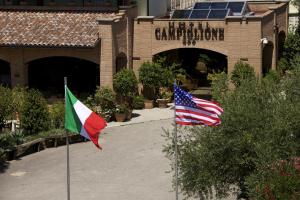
[174,84,223,126]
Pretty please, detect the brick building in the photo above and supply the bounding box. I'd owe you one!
[0,0,289,94]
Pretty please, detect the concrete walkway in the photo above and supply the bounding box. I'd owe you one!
[0,106,177,200]
[107,104,174,127]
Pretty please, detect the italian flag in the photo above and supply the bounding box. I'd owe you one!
[65,86,107,149]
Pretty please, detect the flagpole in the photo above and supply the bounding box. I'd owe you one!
[64,77,71,200]
[174,80,179,200]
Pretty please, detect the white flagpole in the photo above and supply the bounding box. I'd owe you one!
[64,77,71,200]
[174,80,179,200]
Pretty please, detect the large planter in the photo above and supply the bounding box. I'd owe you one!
[126,109,133,120]
[144,100,154,109]
[115,113,126,122]
[157,99,168,108]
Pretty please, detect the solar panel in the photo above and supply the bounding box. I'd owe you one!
[208,9,229,19]
[227,2,245,13]
[194,2,210,9]
[172,10,192,19]
[190,9,210,19]
[210,2,228,9]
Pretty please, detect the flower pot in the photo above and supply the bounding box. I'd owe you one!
[126,109,133,120]
[157,99,168,108]
[144,100,154,109]
[115,113,126,122]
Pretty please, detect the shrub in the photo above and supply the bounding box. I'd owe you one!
[11,86,26,117]
[20,89,50,134]
[139,61,164,100]
[0,86,13,129]
[113,69,138,99]
[231,61,256,87]
[0,131,25,160]
[114,104,128,114]
[132,95,144,109]
[208,71,228,102]
[94,86,116,111]
[247,158,300,200]
[49,101,65,129]
[164,68,300,199]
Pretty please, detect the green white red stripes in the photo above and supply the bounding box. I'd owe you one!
[65,86,107,149]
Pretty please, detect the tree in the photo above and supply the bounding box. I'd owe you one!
[164,61,300,199]
[0,86,12,130]
[20,89,50,134]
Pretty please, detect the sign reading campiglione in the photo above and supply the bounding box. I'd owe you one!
[154,22,224,45]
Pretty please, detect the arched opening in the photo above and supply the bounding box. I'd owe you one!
[28,57,99,97]
[278,31,286,60]
[262,42,274,75]
[153,48,227,89]
[116,52,127,72]
[0,59,11,87]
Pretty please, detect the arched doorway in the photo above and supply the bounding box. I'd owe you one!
[262,42,274,75]
[153,48,227,89]
[0,59,11,87]
[28,57,99,97]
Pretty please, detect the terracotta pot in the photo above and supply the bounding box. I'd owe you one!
[126,109,133,120]
[157,99,168,108]
[115,113,126,122]
[144,100,154,109]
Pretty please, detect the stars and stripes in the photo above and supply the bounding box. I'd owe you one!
[174,84,223,126]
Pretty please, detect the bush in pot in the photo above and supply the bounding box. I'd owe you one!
[114,104,128,122]
[113,69,138,109]
[94,86,116,121]
[132,95,144,110]
[139,62,164,108]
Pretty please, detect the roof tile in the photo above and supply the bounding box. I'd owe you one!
[0,10,117,47]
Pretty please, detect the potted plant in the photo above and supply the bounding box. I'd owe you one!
[114,104,127,122]
[113,69,138,113]
[157,87,172,108]
[139,62,164,108]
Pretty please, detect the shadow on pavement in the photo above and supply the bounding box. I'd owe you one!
[131,113,141,118]
[0,161,9,173]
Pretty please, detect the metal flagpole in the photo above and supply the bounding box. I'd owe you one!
[174,80,179,200]
[64,77,71,200]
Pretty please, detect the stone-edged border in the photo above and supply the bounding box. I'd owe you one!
[3,134,86,162]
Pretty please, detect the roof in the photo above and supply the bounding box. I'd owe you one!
[0,10,117,48]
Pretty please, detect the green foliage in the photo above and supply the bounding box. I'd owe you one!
[94,86,116,110]
[154,56,185,88]
[20,89,50,134]
[113,69,138,98]
[132,95,144,110]
[139,61,163,89]
[283,32,300,64]
[0,131,24,149]
[164,67,300,199]
[231,61,256,87]
[208,71,228,102]
[0,86,13,129]
[11,86,26,116]
[246,159,300,200]
[114,104,128,114]
[85,86,116,122]
[49,101,65,129]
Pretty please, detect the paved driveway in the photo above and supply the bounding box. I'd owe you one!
[0,119,176,200]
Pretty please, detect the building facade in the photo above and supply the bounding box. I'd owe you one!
[0,0,289,94]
